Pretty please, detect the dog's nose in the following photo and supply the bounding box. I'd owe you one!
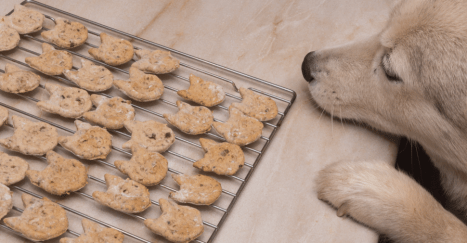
[302,51,315,83]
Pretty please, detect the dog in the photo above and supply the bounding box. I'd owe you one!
[302,0,467,242]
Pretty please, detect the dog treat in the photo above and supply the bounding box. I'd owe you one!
[113,67,164,102]
[59,218,124,243]
[3,5,44,34]
[3,194,68,241]
[231,87,278,121]
[92,174,151,214]
[41,17,88,49]
[0,21,20,51]
[144,198,204,243]
[0,151,29,186]
[132,49,180,74]
[0,115,58,155]
[63,58,114,92]
[164,100,213,135]
[169,174,222,205]
[88,33,134,66]
[193,138,244,175]
[0,183,12,220]
[25,43,73,75]
[36,83,92,118]
[26,151,87,196]
[0,64,41,93]
[122,120,175,153]
[0,106,8,127]
[177,74,225,107]
[83,95,135,130]
[212,107,263,146]
[114,146,168,186]
[58,120,112,160]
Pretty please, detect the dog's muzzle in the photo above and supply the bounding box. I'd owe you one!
[302,51,315,83]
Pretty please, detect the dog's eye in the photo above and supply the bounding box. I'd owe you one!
[382,54,402,82]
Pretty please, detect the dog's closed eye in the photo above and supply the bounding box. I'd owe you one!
[382,54,402,82]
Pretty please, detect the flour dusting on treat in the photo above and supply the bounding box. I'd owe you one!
[36,83,92,118]
[193,138,244,176]
[177,74,225,107]
[3,5,44,34]
[25,43,73,75]
[63,58,114,92]
[231,87,278,121]
[0,151,29,186]
[0,106,8,127]
[0,21,20,52]
[41,17,88,49]
[83,95,135,129]
[113,67,164,102]
[122,120,175,153]
[212,107,263,146]
[132,49,180,74]
[164,100,213,135]
[88,33,134,66]
[169,174,222,205]
[60,218,124,243]
[0,183,13,220]
[0,64,40,94]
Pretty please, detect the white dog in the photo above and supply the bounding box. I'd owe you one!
[302,0,467,242]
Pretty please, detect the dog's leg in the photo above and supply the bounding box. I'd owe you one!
[316,160,467,243]
[438,167,467,223]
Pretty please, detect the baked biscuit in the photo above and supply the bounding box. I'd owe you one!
[3,5,44,34]
[177,74,225,107]
[41,17,88,49]
[0,21,20,51]
[58,120,112,160]
[0,64,41,93]
[169,174,222,205]
[144,198,204,243]
[88,33,134,66]
[212,107,263,146]
[0,183,12,220]
[63,58,114,92]
[164,100,213,135]
[4,194,68,241]
[26,151,87,196]
[36,83,92,118]
[0,106,8,127]
[59,218,124,243]
[132,49,180,74]
[113,67,164,102]
[122,120,175,153]
[92,174,151,214]
[83,95,135,129]
[25,43,73,75]
[114,146,168,186]
[193,138,244,175]
[0,151,29,186]
[231,87,278,121]
[0,115,58,155]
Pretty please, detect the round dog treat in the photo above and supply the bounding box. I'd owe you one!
[164,100,213,135]
[26,151,88,196]
[60,218,124,243]
[114,146,168,186]
[0,151,29,186]
[0,183,12,220]
[193,138,244,175]
[113,67,164,102]
[25,43,73,75]
[169,174,222,205]
[36,83,93,118]
[0,64,41,93]
[0,115,58,155]
[177,74,225,107]
[0,106,8,127]
[83,95,135,130]
[144,198,204,243]
[41,17,88,49]
[0,21,20,51]
[88,33,134,66]
[3,193,68,241]
[58,120,112,160]
[231,87,278,121]
[92,174,151,214]
[3,5,44,34]
[63,58,114,92]
[122,120,175,153]
[132,49,180,74]
[212,107,263,146]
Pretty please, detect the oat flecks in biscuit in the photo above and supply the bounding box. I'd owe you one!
[41,17,88,49]
[83,95,135,129]
[231,87,278,121]
[88,33,134,66]
[36,83,92,118]
[26,151,87,196]
[0,106,8,127]
[0,115,58,155]
[92,174,151,214]
[0,64,41,93]
[169,174,222,205]
[3,5,44,34]
[113,67,164,102]
[4,194,68,241]
[212,107,263,146]
[63,58,114,92]
[122,120,175,153]
[0,183,12,220]
[164,100,213,135]
[0,152,29,186]
[132,49,180,74]
[144,198,204,243]
[114,146,168,186]
[177,74,225,107]
[193,138,244,176]
[58,120,112,160]
[60,218,124,243]
[0,21,20,51]
[25,43,73,75]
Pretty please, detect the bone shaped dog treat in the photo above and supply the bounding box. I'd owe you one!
[113,67,164,102]
[122,120,175,153]
[41,17,88,49]
[36,83,93,118]
[177,74,225,107]
[25,43,73,75]
[212,107,263,146]
[0,64,40,93]
[163,100,213,135]
[83,95,135,129]
[231,87,278,121]
[59,218,124,243]
[88,33,134,66]
[193,138,245,175]
[3,5,44,34]
[63,58,114,92]
[0,151,29,186]
[132,49,180,74]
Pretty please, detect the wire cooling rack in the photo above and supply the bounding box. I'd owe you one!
[0,0,296,242]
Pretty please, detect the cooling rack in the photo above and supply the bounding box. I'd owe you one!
[0,0,296,242]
